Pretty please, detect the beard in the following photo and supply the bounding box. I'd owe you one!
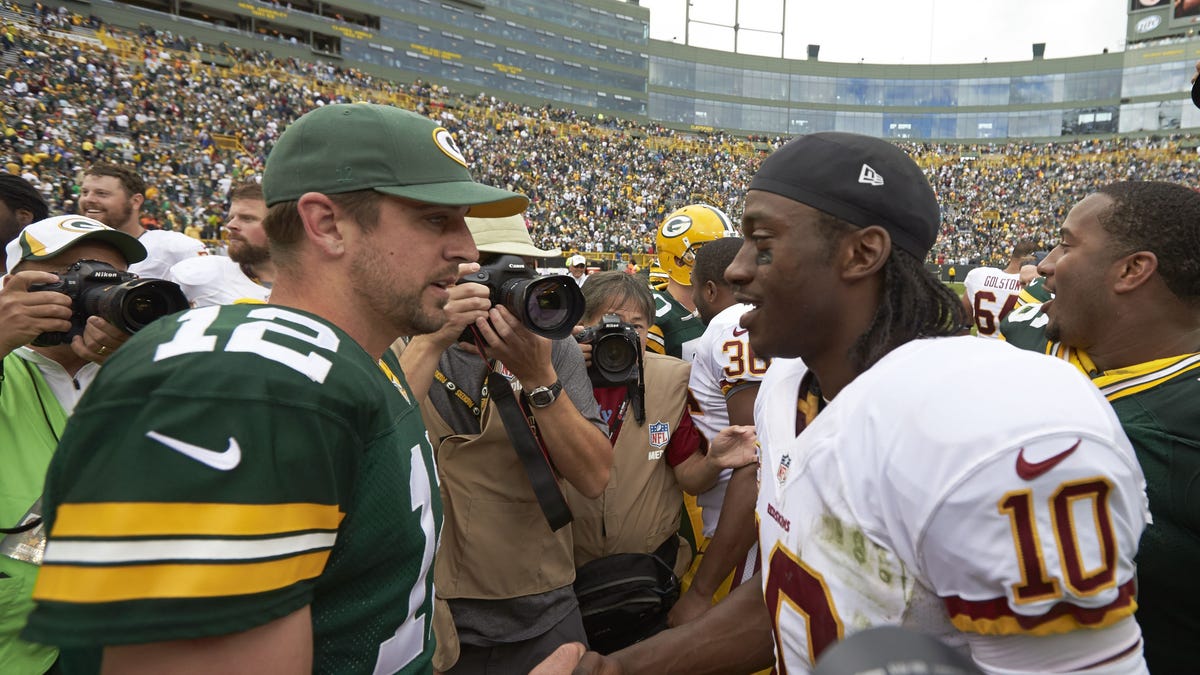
[92,200,134,230]
[229,239,271,266]
[349,243,448,337]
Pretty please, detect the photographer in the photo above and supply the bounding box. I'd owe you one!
[402,214,613,675]
[0,215,146,674]
[567,271,756,653]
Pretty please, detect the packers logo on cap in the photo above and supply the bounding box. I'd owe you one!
[432,128,467,168]
[659,215,692,238]
[55,217,106,234]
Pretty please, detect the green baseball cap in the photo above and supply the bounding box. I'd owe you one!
[262,103,529,217]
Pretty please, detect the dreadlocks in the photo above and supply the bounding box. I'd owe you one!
[851,246,967,372]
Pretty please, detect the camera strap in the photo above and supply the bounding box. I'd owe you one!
[485,368,573,532]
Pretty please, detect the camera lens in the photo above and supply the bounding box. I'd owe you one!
[115,280,188,331]
[522,277,587,339]
[88,279,189,334]
[124,288,171,328]
[594,334,637,374]
[525,278,572,332]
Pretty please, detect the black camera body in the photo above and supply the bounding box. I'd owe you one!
[459,254,585,341]
[28,259,189,346]
[575,313,642,387]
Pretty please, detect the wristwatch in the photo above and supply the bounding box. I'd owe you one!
[526,380,563,408]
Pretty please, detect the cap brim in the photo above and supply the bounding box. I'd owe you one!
[377,182,529,218]
[477,242,562,258]
[10,229,148,275]
[81,230,148,267]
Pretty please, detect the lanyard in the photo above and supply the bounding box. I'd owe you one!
[434,363,495,421]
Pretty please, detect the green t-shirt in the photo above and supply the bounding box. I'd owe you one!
[1002,306,1200,674]
[0,351,66,675]
[648,288,704,360]
[23,304,441,675]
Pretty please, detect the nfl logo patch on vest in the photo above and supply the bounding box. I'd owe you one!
[648,421,670,448]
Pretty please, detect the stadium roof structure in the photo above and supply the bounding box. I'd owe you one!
[37,0,1200,141]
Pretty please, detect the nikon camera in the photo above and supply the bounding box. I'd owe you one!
[458,254,585,341]
[28,259,189,346]
[574,313,642,387]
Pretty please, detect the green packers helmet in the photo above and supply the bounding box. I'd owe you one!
[655,204,737,286]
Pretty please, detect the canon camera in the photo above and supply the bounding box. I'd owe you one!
[459,254,585,340]
[28,259,189,346]
[575,313,642,386]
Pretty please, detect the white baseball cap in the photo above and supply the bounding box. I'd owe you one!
[566,254,587,267]
[6,215,146,274]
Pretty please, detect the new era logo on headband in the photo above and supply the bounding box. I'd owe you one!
[858,164,885,187]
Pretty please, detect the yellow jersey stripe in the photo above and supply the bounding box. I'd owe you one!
[52,502,344,538]
[1094,353,1200,402]
[944,579,1136,636]
[949,602,1136,637]
[33,550,330,603]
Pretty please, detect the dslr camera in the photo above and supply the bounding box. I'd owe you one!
[459,254,585,340]
[28,259,189,346]
[575,314,642,387]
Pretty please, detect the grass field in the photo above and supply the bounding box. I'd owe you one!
[946,282,965,296]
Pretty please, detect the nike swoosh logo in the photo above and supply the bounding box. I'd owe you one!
[732,327,748,336]
[1015,440,1080,481]
[147,431,242,471]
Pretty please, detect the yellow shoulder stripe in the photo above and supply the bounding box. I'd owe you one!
[34,550,329,603]
[52,502,344,538]
[1094,353,1200,403]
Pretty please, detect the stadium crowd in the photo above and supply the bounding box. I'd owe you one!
[2,1,1198,269]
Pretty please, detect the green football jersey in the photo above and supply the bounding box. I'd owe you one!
[23,304,441,675]
[1092,353,1200,674]
[1002,303,1200,673]
[1015,275,1053,306]
[648,288,704,361]
[998,302,1097,374]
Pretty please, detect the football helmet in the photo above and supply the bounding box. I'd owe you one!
[655,204,737,286]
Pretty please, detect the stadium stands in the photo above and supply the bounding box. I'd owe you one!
[2,2,1198,267]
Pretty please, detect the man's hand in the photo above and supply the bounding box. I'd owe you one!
[432,263,492,348]
[72,315,131,364]
[572,324,592,368]
[528,642,587,675]
[572,651,626,675]
[470,305,556,387]
[0,271,72,356]
[707,425,758,470]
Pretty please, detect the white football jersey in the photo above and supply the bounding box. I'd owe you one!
[167,255,270,307]
[755,338,1148,674]
[963,267,1022,338]
[688,303,769,537]
[131,229,207,280]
